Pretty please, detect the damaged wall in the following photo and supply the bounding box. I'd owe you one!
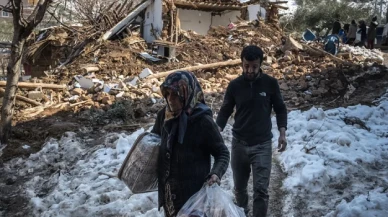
[248,4,266,21]
[178,9,244,35]
[178,9,212,35]
[211,11,241,27]
[143,0,163,43]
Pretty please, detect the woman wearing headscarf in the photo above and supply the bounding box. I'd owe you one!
[346,20,357,45]
[151,71,230,217]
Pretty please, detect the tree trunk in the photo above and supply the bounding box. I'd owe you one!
[0,0,52,144]
[0,37,25,144]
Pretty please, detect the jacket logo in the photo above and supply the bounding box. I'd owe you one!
[259,92,266,97]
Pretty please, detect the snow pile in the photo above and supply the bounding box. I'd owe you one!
[273,90,388,216]
[8,129,167,217]
[326,188,388,217]
[7,126,236,217]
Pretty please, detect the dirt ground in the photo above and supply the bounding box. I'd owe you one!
[244,156,286,217]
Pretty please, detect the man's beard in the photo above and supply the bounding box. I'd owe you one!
[243,71,258,81]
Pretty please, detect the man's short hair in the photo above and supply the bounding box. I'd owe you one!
[240,45,264,63]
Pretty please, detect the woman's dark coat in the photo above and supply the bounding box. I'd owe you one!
[151,104,230,215]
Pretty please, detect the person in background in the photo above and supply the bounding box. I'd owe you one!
[357,20,367,47]
[368,18,378,49]
[332,14,341,35]
[151,71,230,217]
[339,29,347,43]
[382,22,388,45]
[343,23,350,35]
[346,20,357,45]
[216,45,288,217]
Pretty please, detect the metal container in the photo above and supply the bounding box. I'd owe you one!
[118,132,161,194]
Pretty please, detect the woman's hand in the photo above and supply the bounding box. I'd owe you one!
[207,174,220,186]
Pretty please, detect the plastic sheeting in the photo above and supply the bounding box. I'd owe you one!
[177,185,246,217]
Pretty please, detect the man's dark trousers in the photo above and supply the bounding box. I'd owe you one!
[231,138,272,217]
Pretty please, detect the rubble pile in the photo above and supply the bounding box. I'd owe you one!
[179,20,282,63]
[9,18,388,123]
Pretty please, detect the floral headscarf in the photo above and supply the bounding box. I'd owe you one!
[161,71,205,120]
[160,71,205,145]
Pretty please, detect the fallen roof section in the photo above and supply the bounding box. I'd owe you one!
[102,0,151,40]
[174,0,246,11]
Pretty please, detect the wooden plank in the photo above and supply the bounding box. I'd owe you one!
[153,40,178,46]
[0,88,42,106]
[148,59,242,79]
[273,5,289,10]
[170,4,174,42]
[175,9,180,45]
[0,81,66,89]
[269,1,288,4]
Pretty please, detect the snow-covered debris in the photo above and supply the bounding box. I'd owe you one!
[325,188,388,217]
[273,90,388,216]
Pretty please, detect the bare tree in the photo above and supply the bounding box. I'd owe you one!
[72,0,117,21]
[0,0,52,144]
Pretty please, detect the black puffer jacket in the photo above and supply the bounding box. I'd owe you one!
[151,104,230,213]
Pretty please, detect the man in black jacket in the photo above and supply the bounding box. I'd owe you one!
[332,14,341,35]
[216,45,288,217]
[152,71,230,217]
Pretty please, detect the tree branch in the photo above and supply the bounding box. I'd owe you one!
[11,0,23,27]
[45,10,81,33]
[26,0,53,31]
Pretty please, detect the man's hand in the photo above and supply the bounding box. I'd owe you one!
[278,127,287,152]
[207,174,220,186]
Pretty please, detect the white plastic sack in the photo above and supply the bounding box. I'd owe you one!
[177,185,246,217]
[118,132,161,193]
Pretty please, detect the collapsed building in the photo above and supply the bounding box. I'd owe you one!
[6,0,386,124]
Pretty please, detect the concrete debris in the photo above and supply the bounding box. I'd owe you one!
[139,68,153,79]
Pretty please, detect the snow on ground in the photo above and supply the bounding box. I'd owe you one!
[273,90,388,217]
[5,130,167,217]
[4,126,237,217]
[4,90,388,217]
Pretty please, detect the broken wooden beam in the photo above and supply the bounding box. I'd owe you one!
[269,1,288,4]
[304,44,355,66]
[0,81,66,90]
[102,0,152,40]
[148,59,242,79]
[0,88,42,106]
[282,36,304,52]
[81,66,100,73]
[174,1,245,11]
[273,5,288,10]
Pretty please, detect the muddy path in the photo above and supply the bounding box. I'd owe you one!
[0,165,30,217]
[244,154,287,217]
